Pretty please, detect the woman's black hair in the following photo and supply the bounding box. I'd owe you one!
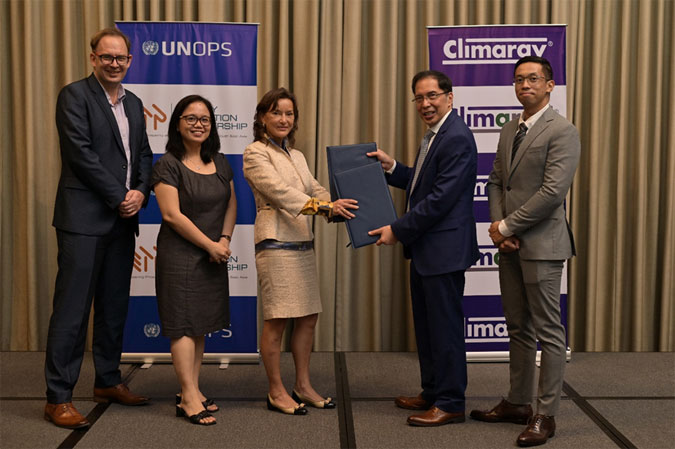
[165,94,220,163]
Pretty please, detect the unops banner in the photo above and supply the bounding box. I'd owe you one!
[117,22,259,363]
[428,25,568,360]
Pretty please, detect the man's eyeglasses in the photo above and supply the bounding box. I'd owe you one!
[513,75,550,85]
[412,91,449,104]
[95,54,130,65]
[180,115,212,126]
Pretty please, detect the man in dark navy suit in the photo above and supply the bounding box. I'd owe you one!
[368,70,479,426]
[44,28,153,429]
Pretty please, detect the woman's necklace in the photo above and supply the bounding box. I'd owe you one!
[185,156,202,170]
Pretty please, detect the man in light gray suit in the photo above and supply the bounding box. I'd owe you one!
[470,56,580,447]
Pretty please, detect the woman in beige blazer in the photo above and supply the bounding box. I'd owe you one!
[243,88,357,415]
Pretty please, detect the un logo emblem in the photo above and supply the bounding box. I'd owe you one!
[143,323,161,338]
[142,40,159,56]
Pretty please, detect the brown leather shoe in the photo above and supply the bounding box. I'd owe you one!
[407,406,465,426]
[517,414,555,447]
[470,398,533,424]
[44,402,90,429]
[93,384,149,406]
[394,393,432,410]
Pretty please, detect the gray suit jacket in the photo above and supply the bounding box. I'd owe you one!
[487,106,580,260]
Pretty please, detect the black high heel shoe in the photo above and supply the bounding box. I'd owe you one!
[176,405,216,426]
[292,390,337,409]
[175,393,219,412]
[266,394,308,415]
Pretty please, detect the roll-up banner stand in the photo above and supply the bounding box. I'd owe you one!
[117,22,259,364]
[428,25,570,362]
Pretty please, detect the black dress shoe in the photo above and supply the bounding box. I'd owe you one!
[266,394,308,415]
[292,390,336,409]
[394,393,432,410]
[517,414,555,447]
[407,406,465,426]
[470,398,533,424]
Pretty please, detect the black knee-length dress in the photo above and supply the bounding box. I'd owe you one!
[151,152,232,338]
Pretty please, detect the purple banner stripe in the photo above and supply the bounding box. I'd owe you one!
[468,106,523,110]
[429,25,566,87]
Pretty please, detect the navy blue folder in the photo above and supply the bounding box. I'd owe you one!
[326,143,378,200]
[326,143,397,248]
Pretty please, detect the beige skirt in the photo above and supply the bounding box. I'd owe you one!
[255,248,322,320]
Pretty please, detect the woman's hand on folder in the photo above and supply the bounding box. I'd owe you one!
[333,198,358,219]
[368,225,398,246]
[367,149,395,172]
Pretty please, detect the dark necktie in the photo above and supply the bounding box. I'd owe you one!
[511,123,528,163]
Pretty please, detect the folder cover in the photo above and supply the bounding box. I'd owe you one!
[326,142,378,201]
[326,142,397,248]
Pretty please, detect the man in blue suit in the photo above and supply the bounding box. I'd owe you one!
[368,70,479,426]
[44,28,153,429]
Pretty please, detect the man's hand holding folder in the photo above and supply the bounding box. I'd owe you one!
[326,142,398,248]
[366,148,399,246]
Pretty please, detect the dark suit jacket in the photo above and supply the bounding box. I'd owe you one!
[53,74,153,236]
[388,109,480,276]
[487,106,580,260]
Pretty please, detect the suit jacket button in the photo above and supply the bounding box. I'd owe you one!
[506,186,511,191]
[122,164,127,169]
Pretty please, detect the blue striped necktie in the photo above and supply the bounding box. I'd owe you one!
[511,123,528,163]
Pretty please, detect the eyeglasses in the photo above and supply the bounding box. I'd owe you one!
[513,75,550,85]
[180,115,211,126]
[412,91,449,104]
[95,54,130,65]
